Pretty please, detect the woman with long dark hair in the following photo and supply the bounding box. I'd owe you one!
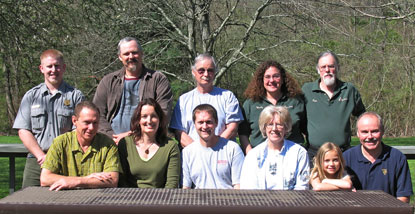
[118,98,180,188]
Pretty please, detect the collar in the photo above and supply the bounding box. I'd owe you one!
[40,82,67,95]
[357,142,389,163]
[258,139,288,166]
[262,93,288,104]
[311,78,346,93]
[70,131,97,154]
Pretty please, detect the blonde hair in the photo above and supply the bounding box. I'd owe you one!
[311,142,345,181]
[40,49,64,63]
[258,105,292,138]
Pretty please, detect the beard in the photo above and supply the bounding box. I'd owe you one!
[125,59,138,72]
[323,74,336,86]
[126,64,137,72]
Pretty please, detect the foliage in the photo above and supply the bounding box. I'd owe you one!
[0,0,414,136]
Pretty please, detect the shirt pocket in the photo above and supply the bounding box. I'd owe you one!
[57,108,74,132]
[30,108,46,131]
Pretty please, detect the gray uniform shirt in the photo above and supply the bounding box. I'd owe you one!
[13,82,84,152]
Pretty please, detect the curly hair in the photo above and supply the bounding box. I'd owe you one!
[130,98,168,144]
[244,60,302,102]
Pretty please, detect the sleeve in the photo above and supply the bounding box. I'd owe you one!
[294,148,310,190]
[297,95,307,136]
[165,142,181,188]
[224,92,243,124]
[352,86,366,117]
[103,141,121,173]
[13,92,33,130]
[231,145,245,185]
[240,152,259,189]
[238,101,251,136]
[92,78,114,137]
[169,98,187,132]
[41,138,62,173]
[70,90,85,130]
[396,154,413,197]
[73,89,85,106]
[181,148,192,188]
[154,73,173,123]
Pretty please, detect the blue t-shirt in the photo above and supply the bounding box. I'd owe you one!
[111,78,140,134]
[344,144,413,197]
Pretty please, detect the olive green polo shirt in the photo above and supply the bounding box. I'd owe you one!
[239,95,306,148]
[302,79,365,150]
[42,131,121,176]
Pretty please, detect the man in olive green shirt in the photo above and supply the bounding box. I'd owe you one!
[41,101,121,191]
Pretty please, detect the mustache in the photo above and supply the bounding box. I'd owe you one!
[324,73,334,77]
[364,138,378,142]
[127,59,138,63]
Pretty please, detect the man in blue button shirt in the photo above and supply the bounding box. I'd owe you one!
[344,112,413,203]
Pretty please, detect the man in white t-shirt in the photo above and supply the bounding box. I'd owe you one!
[182,104,244,189]
[169,54,243,148]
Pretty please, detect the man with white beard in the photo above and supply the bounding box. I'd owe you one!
[302,51,365,161]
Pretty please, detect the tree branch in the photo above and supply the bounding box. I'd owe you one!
[214,0,273,84]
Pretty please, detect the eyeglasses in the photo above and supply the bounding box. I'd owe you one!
[264,74,281,80]
[266,123,285,130]
[319,65,336,71]
[196,68,215,74]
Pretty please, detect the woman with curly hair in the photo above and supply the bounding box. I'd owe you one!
[239,60,306,154]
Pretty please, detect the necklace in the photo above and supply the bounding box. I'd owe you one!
[137,142,154,154]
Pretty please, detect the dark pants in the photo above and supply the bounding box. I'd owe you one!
[22,157,41,188]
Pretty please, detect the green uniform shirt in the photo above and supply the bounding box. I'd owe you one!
[302,79,365,150]
[118,136,180,188]
[42,131,121,176]
[239,95,306,147]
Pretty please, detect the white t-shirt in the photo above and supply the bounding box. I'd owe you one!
[182,137,245,189]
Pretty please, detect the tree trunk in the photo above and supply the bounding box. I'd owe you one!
[2,59,17,126]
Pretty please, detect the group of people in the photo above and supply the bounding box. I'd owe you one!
[12,36,412,203]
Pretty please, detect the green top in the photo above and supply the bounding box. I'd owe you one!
[42,131,121,176]
[118,136,180,188]
[302,79,365,150]
[239,94,306,147]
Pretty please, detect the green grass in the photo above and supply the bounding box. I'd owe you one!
[351,136,415,146]
[0,136,24,198]
[0,136,414,203]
